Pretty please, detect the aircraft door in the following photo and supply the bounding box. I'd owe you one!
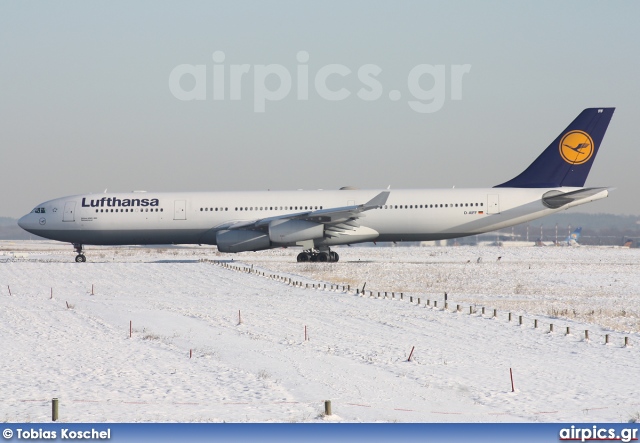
[174,200,187,220]
[63,201,76,222]
[487,194,500,214]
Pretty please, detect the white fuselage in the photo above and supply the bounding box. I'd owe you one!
[18,187,607,248]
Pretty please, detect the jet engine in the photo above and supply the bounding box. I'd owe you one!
[216,230,271,253]
[268,219,323,243]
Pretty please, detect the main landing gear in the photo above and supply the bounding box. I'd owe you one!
[73,243,86,263]
[296,248,339,263]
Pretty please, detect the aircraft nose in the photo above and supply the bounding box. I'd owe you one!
[18,214,33,231]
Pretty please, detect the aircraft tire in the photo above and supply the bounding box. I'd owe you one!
[318,252,329,262]
[75,254,86,263]
[297,252,309,263]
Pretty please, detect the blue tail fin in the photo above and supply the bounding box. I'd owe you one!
[495,108,615,188]
[565,227,582,244]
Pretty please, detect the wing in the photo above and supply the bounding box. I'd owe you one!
[214,191,390,236]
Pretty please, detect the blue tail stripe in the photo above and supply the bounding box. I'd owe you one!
[495,108,614,188]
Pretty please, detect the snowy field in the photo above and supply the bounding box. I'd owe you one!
[1,241,640,423]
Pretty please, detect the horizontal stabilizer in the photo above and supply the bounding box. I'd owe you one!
[542,187,609,209]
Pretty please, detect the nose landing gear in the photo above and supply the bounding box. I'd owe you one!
[73,244,86,263]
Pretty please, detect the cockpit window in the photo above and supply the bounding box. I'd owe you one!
[32,207,46,213]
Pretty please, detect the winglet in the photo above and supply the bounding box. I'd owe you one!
[362,191,390,210]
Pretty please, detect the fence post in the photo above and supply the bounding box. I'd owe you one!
[493,309,497,318]
[625,337,629,347]
[482,307,485,315]
[585,330,589,341]
[469,306,473,315]
[534,319,538,328]
[519,315,522,325]
[549,324,554,333]
[510,368,515,392]
[324,400,332,416]
[605,334,609,344]
[508,313,512,322]
[566,326,570,335]
[52,398,59,421]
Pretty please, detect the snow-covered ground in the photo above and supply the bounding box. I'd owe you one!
[1,242,639,423]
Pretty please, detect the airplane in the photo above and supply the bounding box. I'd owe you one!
[565,227,582,246]
[18,108,615,263]
[535,227,582,247]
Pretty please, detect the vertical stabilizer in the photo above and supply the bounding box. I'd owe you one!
[495,108,614,188]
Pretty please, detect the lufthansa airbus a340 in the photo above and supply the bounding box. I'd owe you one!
[19,108,615,263]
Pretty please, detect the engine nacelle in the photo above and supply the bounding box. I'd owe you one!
[216,230,271,253]
[268,219,324,244]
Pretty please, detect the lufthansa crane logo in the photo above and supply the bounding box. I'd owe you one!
[559,130,594,165]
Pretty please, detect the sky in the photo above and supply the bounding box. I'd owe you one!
[1,1,639,218]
